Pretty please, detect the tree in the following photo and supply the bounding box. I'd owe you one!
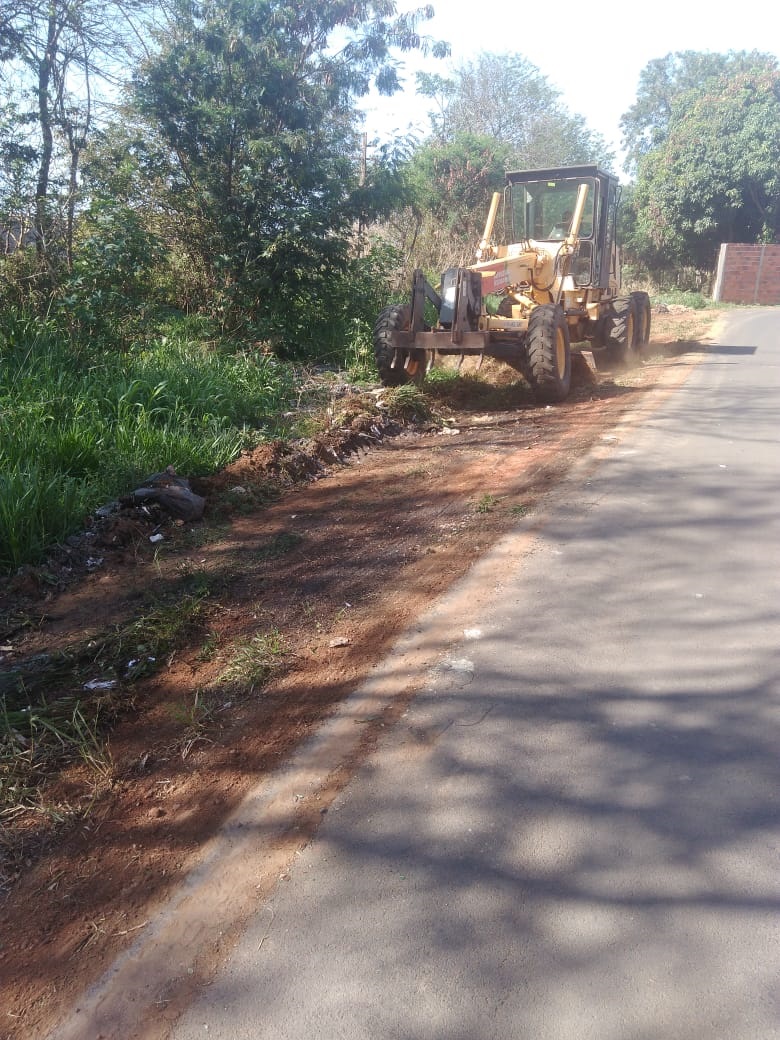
[129,0,447,344]
[0,102,38,228]
[620,50,778,175]
[629,63,780,274]
[384,132,510,277]
[417,52,614,170]
[0,0,146,267]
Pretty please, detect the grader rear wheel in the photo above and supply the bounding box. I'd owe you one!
[525,304,572,403]
[603,296,637,366]
[631,291,652,350]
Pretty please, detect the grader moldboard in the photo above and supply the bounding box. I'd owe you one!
[374,165,651,403]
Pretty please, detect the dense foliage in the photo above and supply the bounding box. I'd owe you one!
[621,51,780,279]
[129,0,445,344]
[0,0,447,348]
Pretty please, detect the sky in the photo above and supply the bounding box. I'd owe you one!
[358,0,780,179]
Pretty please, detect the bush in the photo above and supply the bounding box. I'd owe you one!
[258,240,404,365]
[58,202,168,342]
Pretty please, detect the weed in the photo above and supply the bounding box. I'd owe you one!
[383,384,434,423]
[0,590,211,816]
[198,630,221,662]
[510,504,529,517]
[169,687,216,730]
[425,371,532,411]
[70,706,114,779]
[1,698,114,815]
[256,531,303,560]
[344,318,375,383]
[0,611,40,642]
[116,592,209,668]
[217,630,286,693]
[654,289,710,310]
[475,494,498,514]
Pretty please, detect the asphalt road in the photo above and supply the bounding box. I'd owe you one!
[171,309,780,1040]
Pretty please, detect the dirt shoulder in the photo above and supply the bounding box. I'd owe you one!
[0,308,723,1040]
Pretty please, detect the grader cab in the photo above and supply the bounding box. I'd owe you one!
[374,165,651,403]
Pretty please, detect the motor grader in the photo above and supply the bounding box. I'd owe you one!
[374,165,651,403]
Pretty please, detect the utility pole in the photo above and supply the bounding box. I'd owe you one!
[359,132,367,187]
[357,132,368,255]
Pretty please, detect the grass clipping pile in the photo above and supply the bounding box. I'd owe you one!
[0,307,721,1039]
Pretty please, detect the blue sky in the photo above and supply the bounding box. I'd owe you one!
[358,0,780,178]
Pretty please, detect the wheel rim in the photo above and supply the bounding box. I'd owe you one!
[556,327,566,377]
[626,313,635,349]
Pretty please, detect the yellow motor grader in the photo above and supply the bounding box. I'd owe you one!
[374,165,651,402]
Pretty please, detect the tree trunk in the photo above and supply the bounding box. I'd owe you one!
[34,8,58,262]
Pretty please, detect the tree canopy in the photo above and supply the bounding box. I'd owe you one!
[0,0,146,261]
[620,50,778,175]
[11,5,778,356]
[118,0,446,339]
[418,52,614,170]
[625,53,780,272]
[382,52,614,283]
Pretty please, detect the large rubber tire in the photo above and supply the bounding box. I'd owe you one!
[525,304,572,403]
[603,296,637,366]
[585,314,612,372]
[373,305,424,387]
[631,291,651,350]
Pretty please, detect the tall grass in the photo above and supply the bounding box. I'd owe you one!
[0,313,295,572]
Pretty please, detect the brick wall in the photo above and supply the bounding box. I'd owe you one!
[712,243,780,304]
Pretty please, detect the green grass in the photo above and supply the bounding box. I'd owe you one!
[653,289,712,310]
[474,493,498,514]
[0,312,298,573]
[383,383,434,423]
[217,630,286,693]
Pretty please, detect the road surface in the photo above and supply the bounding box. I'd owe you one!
[169,309,780,1040]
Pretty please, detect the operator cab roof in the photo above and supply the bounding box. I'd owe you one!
[505,165,618,186]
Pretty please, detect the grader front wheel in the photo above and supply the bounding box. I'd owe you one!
[526,304,572,403]
[373,304,425,387]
